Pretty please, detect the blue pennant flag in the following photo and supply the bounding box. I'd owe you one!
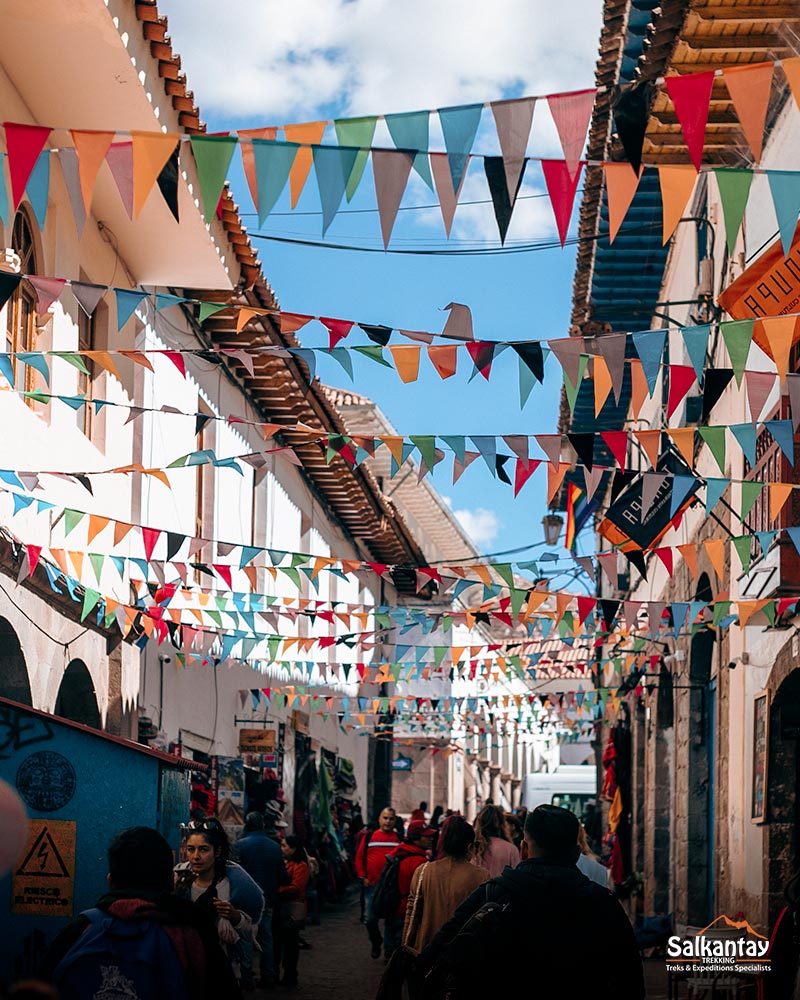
[253,140,300,226]
[438,103,483,191]
[385,110,433,189]
[27,152,50,230]
[681,324,710,383]
[632,329,667,396]
[730,423,757,466]
[705,477,728,514]
[765,420,795,464]
[767,170,800,257]
[313,145,359,235]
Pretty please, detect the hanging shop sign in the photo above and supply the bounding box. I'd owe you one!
[238,728,277,754]
[12,819,76,916]
[292,711,310,736]
[719,232,800,331]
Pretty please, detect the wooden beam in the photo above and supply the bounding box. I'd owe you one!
[691,6,800,22]
[680,35,784,52]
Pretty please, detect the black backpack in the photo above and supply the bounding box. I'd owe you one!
[372,849,413,919]
[421,883,514,1000]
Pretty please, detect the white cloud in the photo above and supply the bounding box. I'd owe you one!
[453,506,500,547]
[156,0,603,123]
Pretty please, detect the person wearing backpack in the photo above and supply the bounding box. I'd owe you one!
[417,804,645,1000]
[39,826,241,1000]
[380,820,436,961]
[355,806,401,960]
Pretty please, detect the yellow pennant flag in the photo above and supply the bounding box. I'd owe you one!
[770,482,794,523]
[704,538,726,582]
[659,165,698,243]
[594,356,613,416]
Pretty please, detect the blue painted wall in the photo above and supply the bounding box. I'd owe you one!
[0,701,190,985]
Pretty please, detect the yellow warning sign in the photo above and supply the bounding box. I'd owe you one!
[12,819,76,916]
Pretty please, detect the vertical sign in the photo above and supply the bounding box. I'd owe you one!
[12,819,76,915]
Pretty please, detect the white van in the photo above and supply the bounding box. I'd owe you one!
[521,765,597,814]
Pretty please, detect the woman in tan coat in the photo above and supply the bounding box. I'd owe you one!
[402,816,489,954]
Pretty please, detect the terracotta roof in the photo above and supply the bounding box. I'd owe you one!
[129,1,429,587]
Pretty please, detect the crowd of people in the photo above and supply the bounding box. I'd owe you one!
[5,797,631,999]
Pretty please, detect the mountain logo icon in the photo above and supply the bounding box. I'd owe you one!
[696,915,767,941]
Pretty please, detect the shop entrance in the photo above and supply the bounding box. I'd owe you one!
[767,669,800,924]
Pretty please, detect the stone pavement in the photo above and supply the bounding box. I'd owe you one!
[243,888,671,999]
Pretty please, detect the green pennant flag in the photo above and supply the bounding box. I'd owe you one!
[509,587,528,619]
[721,319,753,387]
[199,301,228,324]
[433,646,448,668]
[564,354,589,414]
[53,351,91,375]
[410,435,437,471]
[64,509,84,536]
[740,481,763,520]
[80,588,100,622]
[280,566,301,588]
[190,135,238,220]
[352,345,392,367]
[732,535,752,574]
[268,635,281,662]
[89,552,105,583]
[697,425,726,474]
[334,116,378,200]
[206,611,222,628]
[764,600,777,626]
[291,553,308,568]
[715,169,754,254]
[712,600,732,627]
[493,563,515,589]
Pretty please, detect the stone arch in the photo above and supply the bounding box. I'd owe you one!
[54,659,101,729]
[0,617,32,705]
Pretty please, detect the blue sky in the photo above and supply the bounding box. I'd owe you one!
[158,0,603,570]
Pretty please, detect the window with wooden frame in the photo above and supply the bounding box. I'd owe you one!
[5,210,38,397]
[77,307,95,437]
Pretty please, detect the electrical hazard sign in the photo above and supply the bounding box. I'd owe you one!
[12,819,76,916]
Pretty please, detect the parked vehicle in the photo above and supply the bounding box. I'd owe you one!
[521,765,597,814]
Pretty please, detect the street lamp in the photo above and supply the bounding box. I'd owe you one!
[542,513,564,546]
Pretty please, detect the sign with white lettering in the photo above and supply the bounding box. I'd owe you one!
[12,819,76,916]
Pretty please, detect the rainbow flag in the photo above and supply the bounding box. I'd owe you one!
[565,482,585,552]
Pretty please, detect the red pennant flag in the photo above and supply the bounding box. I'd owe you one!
[141,527,160,562]
[162,351,186,377]
[577,596,596,625]
[666,365,697,419]
[4,122,52,210]
[466,341,496,380]
[654,547,673,575]
[514,458,540,497]
[27,275,66,314]
[664,72,716,171]
[26,545,42,575]
[547,89,596,180]
[600,431,628,468]
[320,317,354,348]
[214,564,233,589]
[541,160,583,246]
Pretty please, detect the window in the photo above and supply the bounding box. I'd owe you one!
[77,308,95,437]
[5,210,38,395]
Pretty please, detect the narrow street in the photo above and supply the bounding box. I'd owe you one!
[245,888,670,999]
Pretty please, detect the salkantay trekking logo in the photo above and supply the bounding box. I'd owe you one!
[666,915,771,975]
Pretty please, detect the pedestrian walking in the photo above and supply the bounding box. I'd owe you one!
[40,826,241,1000]
[277,836,310,990]
[383,820,436,959]
[472,803,519,877]
[175,818,264,986]
[409,801,428,823]
[402,816,488,954]
[355,807,401,959]
[418,804,645,999]
[429,805,444,829]
[576,821,612,888]
[236,812,291,989]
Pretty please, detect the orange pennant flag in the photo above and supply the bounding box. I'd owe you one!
[142,468,172,487]
[130,131,179,218]
[311,556,334,579]
[236,308,261,333]
[594,356,613,416]
[658,165,698,243]
[704,538,726,582]
[604,163,642,243]
[555,592,572,622]
[738,599,769,628]
[389,345,421,384]
[722,62,773,162]
[284,121,326,208]
[666,427,695,469]
[85,351,121,381]
[70,551,84,578]
[783,57,800,113]
[762,315,798,382]
[547,463,570,504]
[71,130,115,211]
[49,549,68,574]
[87,515,110,544]
[770,482,794,523]
[238,127,278,206]
[629,360,649,418]
[383,436,406,467]
[113,521,134,546]
[428,344,458,379]
[677,542,698,579]
[243,565,258,591]
[634,429,661,469]
[119,350,154,371]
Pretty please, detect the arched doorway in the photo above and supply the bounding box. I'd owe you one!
[687,573,715,925]
[0,618,32,705]
[54,659,101,729]
[767,669,800,922]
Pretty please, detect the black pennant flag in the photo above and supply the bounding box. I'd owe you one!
[157,147,180,223]
[484,155,526,245]
[166,532,185,562]
[612,80,655,175]
[513,342,545,384]
[195,413,213,437]
[599,599,621,632]
[702,368,734,421]
[0,272,22,311]
[495,454,512,485]
[360,323,392,346]
[622,547,648,580]
[567,433,596,471]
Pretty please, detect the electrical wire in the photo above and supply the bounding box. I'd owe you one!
[238,191,550,219]
[0,579,91,649]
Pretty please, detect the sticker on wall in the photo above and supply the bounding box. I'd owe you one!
[16,751,77,812]
[12,819,76,916]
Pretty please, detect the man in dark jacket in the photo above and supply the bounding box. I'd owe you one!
[236,811,290,988]
[419,804,645,1000]
[40,826,240,1000]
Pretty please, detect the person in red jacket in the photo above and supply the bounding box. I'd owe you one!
[277,836,310,989]
[355,807,401,959]
[383,819,436,959]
